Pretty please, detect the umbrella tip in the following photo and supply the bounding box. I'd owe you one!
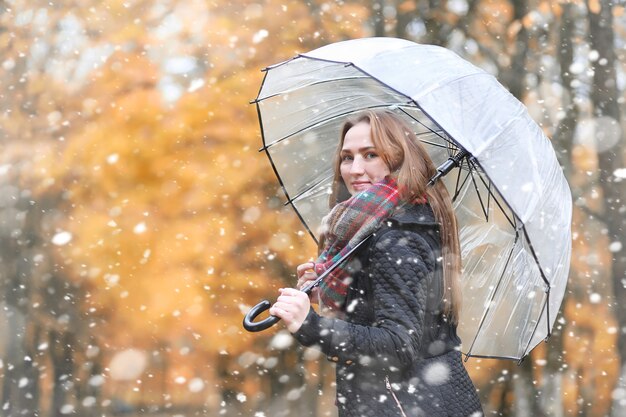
[427,175,440,187]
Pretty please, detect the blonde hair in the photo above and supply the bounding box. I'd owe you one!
[329,110,462,323]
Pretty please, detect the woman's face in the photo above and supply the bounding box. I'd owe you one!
[340,121,391,195]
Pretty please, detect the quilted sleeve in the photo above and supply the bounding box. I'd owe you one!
[293,228,434,367]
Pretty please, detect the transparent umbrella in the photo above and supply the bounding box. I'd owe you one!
[244,37,572,362]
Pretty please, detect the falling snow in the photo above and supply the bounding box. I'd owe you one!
[106,153,119,164]
[51,231,72,246]
[188,378,204,393]
[133,222,147,234]
[423,362,451,386]
[589,293,602,304]
[609,241,623,252]
[188,78,205,92]
[108,350,147,380]
[59,404,75,414]
[252,29,269,44]
[614,168,626,179]
[269,331,293,350]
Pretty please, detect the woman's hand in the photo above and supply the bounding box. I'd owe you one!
[296,262,320,303]
[269,288,310,333]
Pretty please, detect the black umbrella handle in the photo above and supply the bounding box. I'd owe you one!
[243,276,326,332]
[243,235,372,333]
[242,300,281,332]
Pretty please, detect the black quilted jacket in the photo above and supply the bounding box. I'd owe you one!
[294,204,483,417]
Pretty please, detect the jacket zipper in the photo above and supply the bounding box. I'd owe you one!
[385,376,408,417]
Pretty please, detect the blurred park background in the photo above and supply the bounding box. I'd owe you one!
[1,0,625,416]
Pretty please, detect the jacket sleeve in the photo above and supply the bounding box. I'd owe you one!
[293,228,434,368]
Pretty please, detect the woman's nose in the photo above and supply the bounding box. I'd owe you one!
[350,157,365,174]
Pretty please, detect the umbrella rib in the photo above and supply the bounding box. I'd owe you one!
[487,178,492,217]
[262,54,300,72]
[470,160,517,229]
[520,225,551,288]
[465,237,519,360]
[417,137,451,150]
[446,144,469,201]
[518,293,549,364]
[452,162,465,202]
[546,286,551,337]
[389,104,451,148]
[254,70,271,132]
[396,106,455,146]
[468,166,489,221]
[463,234,518,360]
[465,353,525,361]
[452,167,472,203]
[283,173,334,206]
[453,167,461,201]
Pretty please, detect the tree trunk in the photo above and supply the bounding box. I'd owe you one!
[612,364,626,416]
[586,1,626,413]
[74,338,103,417]
[49,331,75,417]
[423,0,445,45]
[0,310,41,417]
[553,3,579,177]
[535,7,579,417]
[515,358,547,417]
[1,305,25,417]
[501,0,531,101]
[0,195,39,416]
[394,0,412,39]
[513,366,532,417]
[370,0,386,37]
[20,322,41,416]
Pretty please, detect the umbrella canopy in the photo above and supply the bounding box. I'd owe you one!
[253,37,572,361]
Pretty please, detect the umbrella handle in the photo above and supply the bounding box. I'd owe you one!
[243,236,373,333]
[243,282,319,333]
[243,300,281,332]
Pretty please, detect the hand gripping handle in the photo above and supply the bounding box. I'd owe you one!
[242,235,373,333]
[243,278,321,332]
[242,300,281,332]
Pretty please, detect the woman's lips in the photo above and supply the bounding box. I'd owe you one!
[352,181,371,191]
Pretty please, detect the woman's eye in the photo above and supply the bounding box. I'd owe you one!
[365,152,378,159]
[341,154,353,162]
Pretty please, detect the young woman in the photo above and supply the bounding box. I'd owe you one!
[269,110,483,417]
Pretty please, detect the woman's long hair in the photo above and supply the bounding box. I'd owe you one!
[329,110,462,324]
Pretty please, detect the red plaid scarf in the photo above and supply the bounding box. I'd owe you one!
[315,177,424,310]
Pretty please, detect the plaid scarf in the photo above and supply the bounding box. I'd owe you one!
[315,177,408,310]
